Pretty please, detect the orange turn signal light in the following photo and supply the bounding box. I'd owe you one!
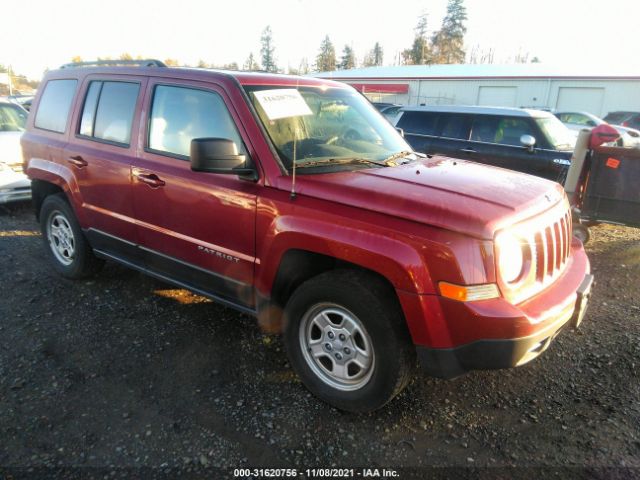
[438,282,500,302]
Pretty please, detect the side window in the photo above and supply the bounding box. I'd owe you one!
[78,81,140,145]
[470,115,500,143]
[396,111,440,136]
[0,104,27,132]
[34,79,78,133]
[494,117,536,146]
[439,113,472,140]
[148,85,245,158]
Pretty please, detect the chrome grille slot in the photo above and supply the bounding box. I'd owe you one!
[545,226,554,277]
[553,222,564,269]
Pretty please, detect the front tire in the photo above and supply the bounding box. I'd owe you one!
[39,193,103,279]
[283,270,415,412]
[573,223,591,245]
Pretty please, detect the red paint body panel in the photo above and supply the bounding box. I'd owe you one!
[22,66,591,357]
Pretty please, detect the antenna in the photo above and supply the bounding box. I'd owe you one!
[290,77,301,200]
[290,129,297,200]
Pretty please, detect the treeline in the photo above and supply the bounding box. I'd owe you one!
[0,65,40,95]
[68,0,539,75]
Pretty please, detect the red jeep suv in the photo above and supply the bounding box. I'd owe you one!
[21,60,593,412]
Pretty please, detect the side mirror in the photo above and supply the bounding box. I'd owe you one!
[520,134,536,152]
[190,138,256,180]
[589,124,620,149]
[396,127,405,138]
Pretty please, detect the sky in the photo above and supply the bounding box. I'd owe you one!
[3,0,640,80]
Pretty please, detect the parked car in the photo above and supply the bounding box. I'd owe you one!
[603,111,640,131]
[371,103,403,122]
[555,111,640,147]
[22,61,592,412]
[0,100,31,203]
[394,105,575,182]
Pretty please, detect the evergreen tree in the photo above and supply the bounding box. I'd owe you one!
[431,0,467,64]
[315,35,336,72]
[339,45,357,70]
[260,26,278,72]
[372,42,384,66]
[402,13,432,65]
[299,57,310,74]
[243,53,260,71]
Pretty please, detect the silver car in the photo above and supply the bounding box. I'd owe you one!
[555,111,640,148]
[0,100,31,203]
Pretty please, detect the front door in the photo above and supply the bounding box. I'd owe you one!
[468,115,554,179]
[131,80,259,310]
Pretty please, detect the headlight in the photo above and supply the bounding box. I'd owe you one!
[496,232,525,284]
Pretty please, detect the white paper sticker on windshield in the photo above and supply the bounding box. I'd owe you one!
[253,89,313,120]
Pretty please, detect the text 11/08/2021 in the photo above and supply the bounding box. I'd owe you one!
[233,468,399,478]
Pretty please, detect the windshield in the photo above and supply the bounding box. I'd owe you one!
[244,85,411,170]
[0,103,27,132]
[536,116,575,150]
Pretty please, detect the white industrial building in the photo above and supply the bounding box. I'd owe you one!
[314,64,640,117]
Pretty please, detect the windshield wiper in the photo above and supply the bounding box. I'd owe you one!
[381,150,424,165]
[296,157,388,169]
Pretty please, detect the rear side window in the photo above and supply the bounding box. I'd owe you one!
[397,111,440,136]
[148,85,245,158]
[34,79,78,133]
[79,81,140,145]
[439,113,472,140]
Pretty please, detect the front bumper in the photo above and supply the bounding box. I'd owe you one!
[399,238,592,379]
[0,187,32,204]
[417,274,593,378]
[0,170,32,204]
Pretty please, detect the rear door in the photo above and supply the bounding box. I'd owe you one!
[429,113,474,160]
[64,75,146,261]
[131,79,259,310]
[395,111,440,154]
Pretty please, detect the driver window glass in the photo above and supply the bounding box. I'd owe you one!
[148,85,245,158]
[471,116,535,145]
[494,118,535,146]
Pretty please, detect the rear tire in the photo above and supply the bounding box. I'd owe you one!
[39,193,103,279]
[283,270,415,412]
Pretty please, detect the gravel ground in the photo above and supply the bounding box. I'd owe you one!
[0,201,639,479]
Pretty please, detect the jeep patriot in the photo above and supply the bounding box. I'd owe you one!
[21,60,593,412]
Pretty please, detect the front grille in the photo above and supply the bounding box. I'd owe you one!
[534,209,572,283]
[499,198,573,305]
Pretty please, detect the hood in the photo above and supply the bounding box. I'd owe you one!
[0,131,24,166]
[287,156,566,239]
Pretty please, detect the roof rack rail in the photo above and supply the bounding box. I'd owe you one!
[60,59,167,69]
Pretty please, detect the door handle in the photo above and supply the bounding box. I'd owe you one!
[460,148,477,154]
[133,169,165,188]
[67,155,88,168]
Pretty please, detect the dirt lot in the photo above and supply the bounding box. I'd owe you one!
[1,201,639,478]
